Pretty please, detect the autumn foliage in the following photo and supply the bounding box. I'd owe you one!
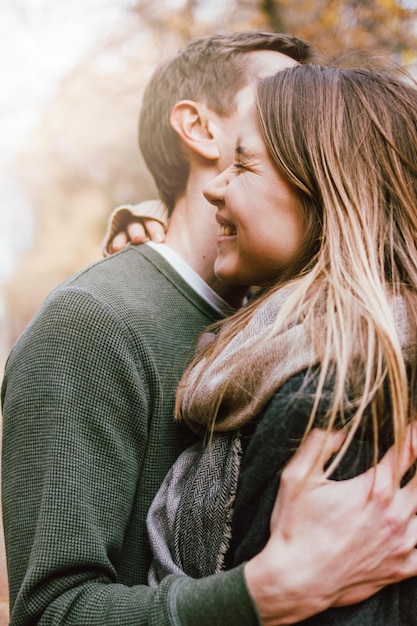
[3,0,417,347]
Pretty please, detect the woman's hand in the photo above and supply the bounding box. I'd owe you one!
[101,201,168,256]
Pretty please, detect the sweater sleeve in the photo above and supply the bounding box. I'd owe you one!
[1,286,259,626]
[148,569,260,625]
[101,201,169,256]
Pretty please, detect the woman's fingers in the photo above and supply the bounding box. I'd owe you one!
[108,231,129,253]
[141,218,166,243]
[127,221,148,244]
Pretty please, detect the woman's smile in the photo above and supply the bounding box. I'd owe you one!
[204,103,304,286]
[217,215,237,239]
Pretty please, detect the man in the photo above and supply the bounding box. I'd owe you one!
[3,32,417,626]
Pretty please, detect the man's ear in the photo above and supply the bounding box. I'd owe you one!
[170,100,220,161]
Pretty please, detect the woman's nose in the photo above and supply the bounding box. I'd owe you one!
[203,170,228,207]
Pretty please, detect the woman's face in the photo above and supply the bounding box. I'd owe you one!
[203,103,304,286]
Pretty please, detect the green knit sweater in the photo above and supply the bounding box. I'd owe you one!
[1,245,258,625]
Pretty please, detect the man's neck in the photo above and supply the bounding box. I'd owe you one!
[164,190,247,309]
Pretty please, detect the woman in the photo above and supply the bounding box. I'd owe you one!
[147,64,417,623]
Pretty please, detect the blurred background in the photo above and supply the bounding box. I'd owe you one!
[1,0,417,622]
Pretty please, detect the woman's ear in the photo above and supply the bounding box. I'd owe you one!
[170,100,220,161]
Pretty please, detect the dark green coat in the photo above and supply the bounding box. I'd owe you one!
[231,370,417,625]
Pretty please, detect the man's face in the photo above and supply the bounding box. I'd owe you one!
[215,50,299,173]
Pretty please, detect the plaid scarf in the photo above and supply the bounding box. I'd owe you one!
[179,287,320,433]
[147,432,242,585]
[147,291,415,584]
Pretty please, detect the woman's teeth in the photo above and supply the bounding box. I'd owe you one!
[219,224,236,236]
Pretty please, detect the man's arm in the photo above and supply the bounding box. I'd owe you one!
[165,427,417,626]
[245,428,417,626]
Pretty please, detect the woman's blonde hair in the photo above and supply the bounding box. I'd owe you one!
[176,64,417,477]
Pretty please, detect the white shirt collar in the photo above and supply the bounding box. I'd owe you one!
[146,242,236,317]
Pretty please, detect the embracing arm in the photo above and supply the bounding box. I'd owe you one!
[173,423,417,626]
[237,376,417,625]
[245,427,417,625]
[0,285,256,626]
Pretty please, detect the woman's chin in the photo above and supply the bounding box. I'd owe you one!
[214,268,247,286]
[214,257,255,286]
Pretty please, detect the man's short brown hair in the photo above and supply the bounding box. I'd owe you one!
[139,31,312,213]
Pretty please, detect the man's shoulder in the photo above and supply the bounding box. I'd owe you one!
[54,245,187,304]
[68,245,170,287]
[34,245,217,329]
[5,245,212,367]
[70,245,220,317]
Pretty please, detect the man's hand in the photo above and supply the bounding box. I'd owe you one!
[245,426,417,625]
[102,201,168,256]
